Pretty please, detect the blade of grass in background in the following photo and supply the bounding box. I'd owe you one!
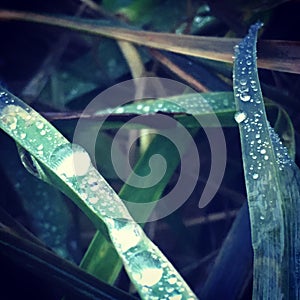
[0,211,136,300]
[0,137,80,262]
[0,88,198,299]
[0,10,299,74]
[233,22,300,298]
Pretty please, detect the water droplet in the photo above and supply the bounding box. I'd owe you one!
[89,197,99,204]
[129,251,163,287]
[264,155,269,160]
[252,173,259,179]
[108,219,142,253]
[50,143,91,178]
[167,276,177,285]
[240,94,251,102]
[80,192,88,200]
[194,16,202,23]
[115,107,124,113]
[240,78,247,85]
[20,133,26,139]
[87,177,99,191]
[36,121,44,129]
[260,149,266,154]
[234,111,247,123]
[169,295,182,300]
[143,106,150,113]
[19,147,43,179]
[40,130,46,136]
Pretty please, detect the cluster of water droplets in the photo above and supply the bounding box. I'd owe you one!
[232,22,292,228]
[48,143,132,220]
[48,142,198,299]
[233,22,268,182]
[0,89,198,299]
[97,93,232,117]
[268,125,292,170]
[0,90,68,178]
[105,217,197,300]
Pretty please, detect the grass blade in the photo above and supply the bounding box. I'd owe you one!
[80,129,197,283]
[0,88,198,299]
[233,22,300,298]
[0,10,299,74]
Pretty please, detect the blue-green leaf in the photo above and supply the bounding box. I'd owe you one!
[233,22,300,299]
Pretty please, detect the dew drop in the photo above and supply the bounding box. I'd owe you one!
[50,143,91,178]
[80,193,88,200]
[234,111,247,123]
[115,107,124,113]
[20,133,26,139]
[129,251,163,287]
[143,106,150,113]
[167,276,177,285]
[89,197,99,204]
[240,78,247,85]
[169,295,182,300]
[240,94,251,102]
[36,121,44,129]
[88,177,99,191]
[252,173,259,179]
[260,149,266,154]
[108,219,142,253]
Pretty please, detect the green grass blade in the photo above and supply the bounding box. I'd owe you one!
[95,91,293,130]
[80,129,197,283]
[0,88,198,299]
[233,23,300,298]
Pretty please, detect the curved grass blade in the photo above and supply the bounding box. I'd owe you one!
[95,91,294,132]
[80,128,198,283]
[233,22,300,299]
[0,88,198,299]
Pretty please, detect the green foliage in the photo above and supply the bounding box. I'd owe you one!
[0,1,299,299]
[233,22,300,298]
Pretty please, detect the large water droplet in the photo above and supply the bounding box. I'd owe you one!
[18,147,45,180]
[107,219,142,252]
[49,143,91,178]
[240,93,251,102]
[234,111,247,123]
[130,251,163,287]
